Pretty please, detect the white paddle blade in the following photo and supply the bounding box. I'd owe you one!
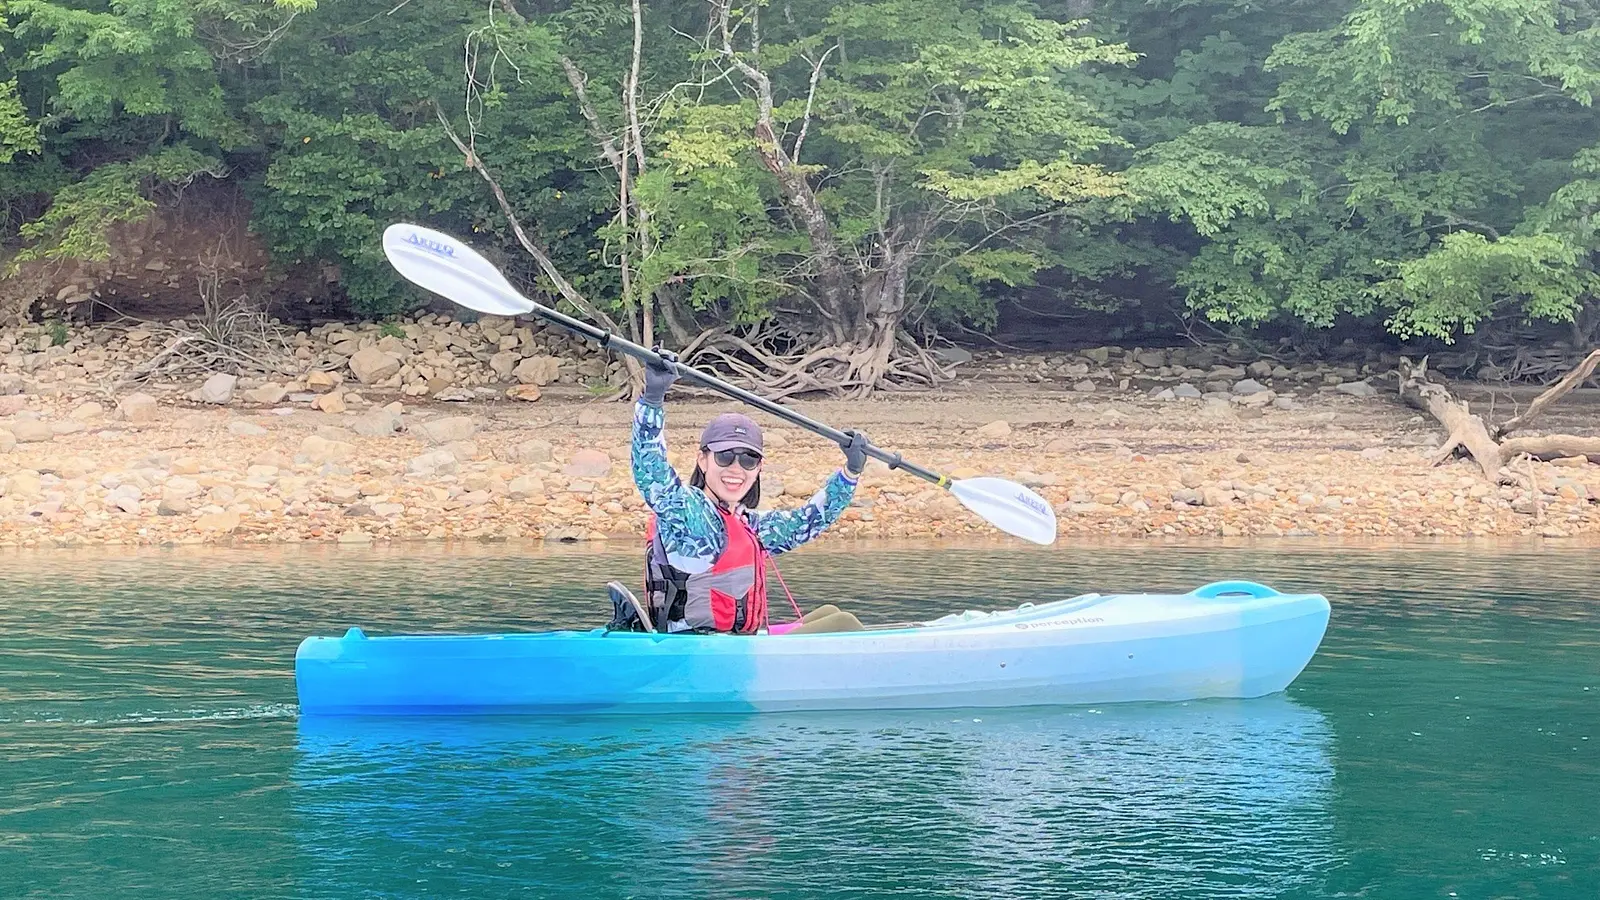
[950,477,1058,545]
[382,223,533,317]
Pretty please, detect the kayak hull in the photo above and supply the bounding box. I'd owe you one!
[294,580,1330,716]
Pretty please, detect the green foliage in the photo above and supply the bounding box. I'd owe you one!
[378,321,405,339]
[643,0,1140,333]
[1105,0,1600,339]
[1376,232,1594,340]
[7,145,224,271]
[627,165,790,322]
[4,0,1599,352]
[1128,123,1316,237]
[0,79,41,163]
[5,0,308,147]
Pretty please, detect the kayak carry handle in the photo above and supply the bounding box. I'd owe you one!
[1192,580,1279,599]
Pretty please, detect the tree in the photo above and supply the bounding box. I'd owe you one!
[2,0,315,272]
[674,0,1135,395]
[1126,0,1600,348]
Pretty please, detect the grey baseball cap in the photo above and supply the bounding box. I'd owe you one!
[699,412,763,454]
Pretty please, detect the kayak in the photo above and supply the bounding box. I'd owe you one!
[294,580,1328,716]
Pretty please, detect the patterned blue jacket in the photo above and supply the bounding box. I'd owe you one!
[631,399,856,574]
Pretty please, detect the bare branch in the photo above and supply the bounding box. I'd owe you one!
[434,104,627,336]
[1494,348,1600,438]
[559,57,626,176]
[792,43,837,164]
[625,0,649,172]
[493,0,523,23]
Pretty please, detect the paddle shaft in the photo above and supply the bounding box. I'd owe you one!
[513,297,948,487]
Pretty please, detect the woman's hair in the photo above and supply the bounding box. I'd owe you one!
[691,448,761,508]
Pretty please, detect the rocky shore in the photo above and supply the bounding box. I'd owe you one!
[1,315,1597,548]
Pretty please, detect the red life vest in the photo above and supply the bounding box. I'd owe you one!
[645,504,768,634]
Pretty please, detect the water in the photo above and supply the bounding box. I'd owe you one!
[1,540,1596,899]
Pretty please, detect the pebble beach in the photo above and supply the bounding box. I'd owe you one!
[2,314,1597,548]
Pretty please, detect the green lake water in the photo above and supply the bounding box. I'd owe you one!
[1,540,1596,899]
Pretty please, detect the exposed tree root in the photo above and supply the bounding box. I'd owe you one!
[678,320,951,399]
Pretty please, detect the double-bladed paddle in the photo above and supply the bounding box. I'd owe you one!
[381,223,1058,545]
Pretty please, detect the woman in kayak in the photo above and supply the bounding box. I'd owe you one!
[616,351,868,635]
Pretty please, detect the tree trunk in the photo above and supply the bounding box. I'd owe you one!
[839,240,915,392]
[751,119,855,341]
[1398,357,1600,482]
[1494,348,1600,438]
[654,284,698,347]
[1397,358,1509,479]
[710,0,945,395]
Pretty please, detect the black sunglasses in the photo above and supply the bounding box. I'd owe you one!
[709,448,763,470]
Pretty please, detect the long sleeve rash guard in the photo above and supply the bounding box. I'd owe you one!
[630,399,857,574]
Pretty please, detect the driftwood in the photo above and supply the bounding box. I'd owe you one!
[1493,348,1600,438]
[1398,354,1600,481]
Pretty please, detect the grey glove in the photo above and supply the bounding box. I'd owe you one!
[839,429,870,476]
[641,348,679,405]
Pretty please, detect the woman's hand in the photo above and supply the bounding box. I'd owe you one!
[641,347,679,405]
[839,429,870,476]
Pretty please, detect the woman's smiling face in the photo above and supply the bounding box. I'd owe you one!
[699,447,762,505]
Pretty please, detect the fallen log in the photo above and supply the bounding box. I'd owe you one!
[1397,355,1599,481]
[1499,435,1600,461]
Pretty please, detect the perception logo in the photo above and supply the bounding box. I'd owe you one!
[406,232,456,258]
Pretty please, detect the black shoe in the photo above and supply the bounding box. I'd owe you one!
[606,581,655,633]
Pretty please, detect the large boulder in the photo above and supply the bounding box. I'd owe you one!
[510,439,553,464]
[508,475,545,499]
[117,392,159,423]
[489,351,520,380]
[245,383,289,405]
[408,449,459,476]
[199,373,237,404]
[352,409,402,437]
[10,420,54,443]
[416,415,477,445]
[349,347,402,384]
[514,355,562,386]
[298,435,355,464]
[306,371,341,393]
[563,449,613,478]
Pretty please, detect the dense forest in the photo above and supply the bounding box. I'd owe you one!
[2,0,1597,393]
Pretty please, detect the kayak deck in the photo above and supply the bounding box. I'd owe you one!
[295,580,1330,716]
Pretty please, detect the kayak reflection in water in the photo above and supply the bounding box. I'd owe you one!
[607,349,869,636]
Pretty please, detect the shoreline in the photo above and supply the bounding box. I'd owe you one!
[1,532,1593,556]
[3,318,1598,548]
[4,390,1597,548]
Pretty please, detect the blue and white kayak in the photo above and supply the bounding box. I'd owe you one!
[293,580,1329,716]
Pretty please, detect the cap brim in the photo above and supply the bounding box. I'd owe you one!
[704,439,762,454]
